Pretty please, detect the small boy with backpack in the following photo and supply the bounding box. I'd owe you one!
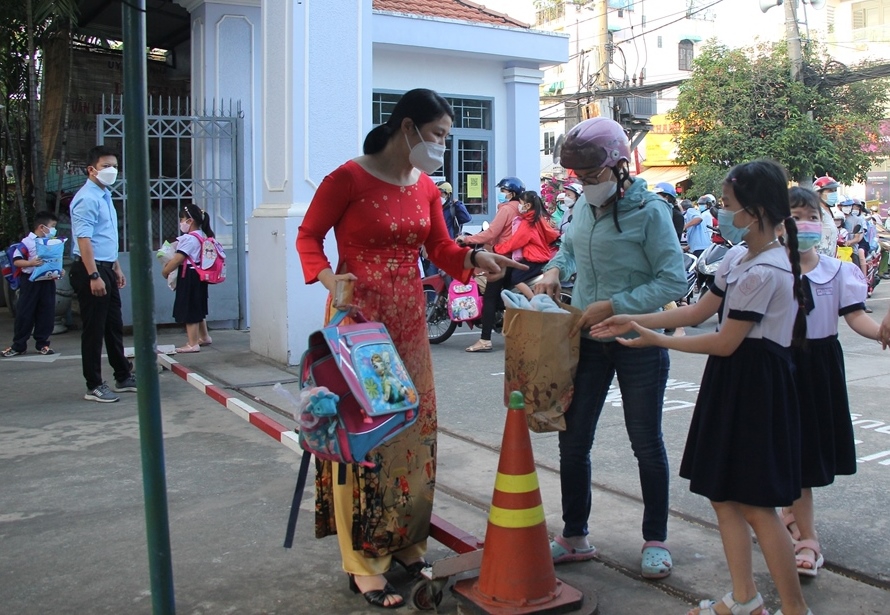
[3,211,61,357]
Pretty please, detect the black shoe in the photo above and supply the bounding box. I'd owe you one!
[348,574,405,609]
[864,305,874,314]
[1,347,24,357]
[392,557,430,579]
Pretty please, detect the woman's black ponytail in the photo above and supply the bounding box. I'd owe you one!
[361,89,454,156]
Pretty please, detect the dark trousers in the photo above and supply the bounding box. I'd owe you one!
[69,260,131,391]
[11,277,56,352]
[558,339,671,542]
[479,271,511,341]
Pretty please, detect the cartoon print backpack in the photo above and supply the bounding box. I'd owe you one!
[447,277,483,322]
[184,231,226,284]
[284,310,420,548]
[296,310,419,464]
[1,243,29,291]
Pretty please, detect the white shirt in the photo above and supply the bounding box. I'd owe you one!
[803,255,868,339]
[714,244,796,347]
[176,231,204,264]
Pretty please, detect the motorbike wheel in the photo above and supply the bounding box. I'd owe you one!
[424,286,456,344]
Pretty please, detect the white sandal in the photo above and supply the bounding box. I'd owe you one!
[690,592,767,615]
[465,339,492,353]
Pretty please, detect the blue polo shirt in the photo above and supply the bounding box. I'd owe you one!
[70,180,119,262]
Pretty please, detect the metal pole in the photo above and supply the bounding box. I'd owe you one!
[785,0,803,83]
[122,1,176,613]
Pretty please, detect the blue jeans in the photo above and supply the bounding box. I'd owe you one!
[558,338,670,542]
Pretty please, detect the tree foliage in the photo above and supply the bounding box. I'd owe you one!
[669,40,890,194]
[0,0,78,244]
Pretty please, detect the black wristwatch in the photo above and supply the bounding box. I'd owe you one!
[89,271,101,280]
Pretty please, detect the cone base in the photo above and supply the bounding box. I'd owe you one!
[451,576,584,614]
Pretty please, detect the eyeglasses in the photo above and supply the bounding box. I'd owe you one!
[575,167,609,185]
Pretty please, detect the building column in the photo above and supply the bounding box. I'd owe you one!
[251,0,372,364]
[176,0,261,329]
[503,65,545,187]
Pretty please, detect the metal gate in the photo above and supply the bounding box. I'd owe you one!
[98,96,245,328]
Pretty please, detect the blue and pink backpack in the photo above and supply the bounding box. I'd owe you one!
[283,310,419,548]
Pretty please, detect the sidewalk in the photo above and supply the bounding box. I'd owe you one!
[1,310,886,614]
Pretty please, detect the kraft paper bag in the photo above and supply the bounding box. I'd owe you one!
[502,303,582,432]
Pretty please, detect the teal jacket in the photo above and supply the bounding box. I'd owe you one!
[545,177,687,340]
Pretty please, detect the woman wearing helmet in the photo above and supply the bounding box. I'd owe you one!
[459,176,526,352]
[534,117,687,577]
[814,176,840,257]
[558,182,583,236]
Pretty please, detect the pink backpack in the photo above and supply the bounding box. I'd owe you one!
[447,278,483,322]
[184,231,226,284]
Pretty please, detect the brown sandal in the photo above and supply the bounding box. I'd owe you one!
[465,340,492,353]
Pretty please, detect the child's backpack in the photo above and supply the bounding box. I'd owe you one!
[0,243,29,291]
[184,231,226,284]
[283,310,420,548]
[447,277,482,322]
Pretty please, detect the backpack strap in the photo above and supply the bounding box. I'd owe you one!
[283,449,313,549]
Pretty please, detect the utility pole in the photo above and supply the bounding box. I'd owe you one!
[785,0,803,82]
[597,0,609,87]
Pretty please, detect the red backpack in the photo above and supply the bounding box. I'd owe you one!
[184,232,226,284]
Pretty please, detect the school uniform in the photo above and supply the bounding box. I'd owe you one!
[173,232,209,324]
[794,256,866,487]
[679,245,801,507]
[10,233,56,353]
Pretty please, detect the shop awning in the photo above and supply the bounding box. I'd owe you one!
[637,166,689,190]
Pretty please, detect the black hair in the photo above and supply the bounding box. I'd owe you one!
[788,186,822,217]
[519,190,547,225]
[182,203,215,238]
[362,89,454,155]
[724,159,806,346]
[86,145,119,168]
[33,210,58,230]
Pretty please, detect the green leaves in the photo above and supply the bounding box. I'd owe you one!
[670,40,889,189]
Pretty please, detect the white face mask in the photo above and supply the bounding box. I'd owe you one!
[564,195,576,208]
[583,181,617,207]
[179,220,192,233]
[95,166,118,186]
[406,126,445,174]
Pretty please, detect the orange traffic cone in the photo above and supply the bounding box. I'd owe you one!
[452,392,584,614]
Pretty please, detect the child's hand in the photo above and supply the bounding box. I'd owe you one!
[613,322,661,348]
[589,314,633,338]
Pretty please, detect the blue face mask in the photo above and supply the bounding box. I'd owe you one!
[699,204,708,212]
[43,226,57,238]
[497,192,508,204]
[825,192,838,206]
[717,208,752,244]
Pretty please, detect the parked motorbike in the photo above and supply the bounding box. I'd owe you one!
[864,245,882,298]
[422,270,573,344]
[679,251,698,305]
[696,226,734,297]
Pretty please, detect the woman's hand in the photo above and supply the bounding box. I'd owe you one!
[569,300,614,337]
[588,314,634,339]
[533,268,560,299]
[318,270,358,309]
[469,250,528,282]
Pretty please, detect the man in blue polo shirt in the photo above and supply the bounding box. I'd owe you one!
[682,200,710,257]
[69,145,136,403]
